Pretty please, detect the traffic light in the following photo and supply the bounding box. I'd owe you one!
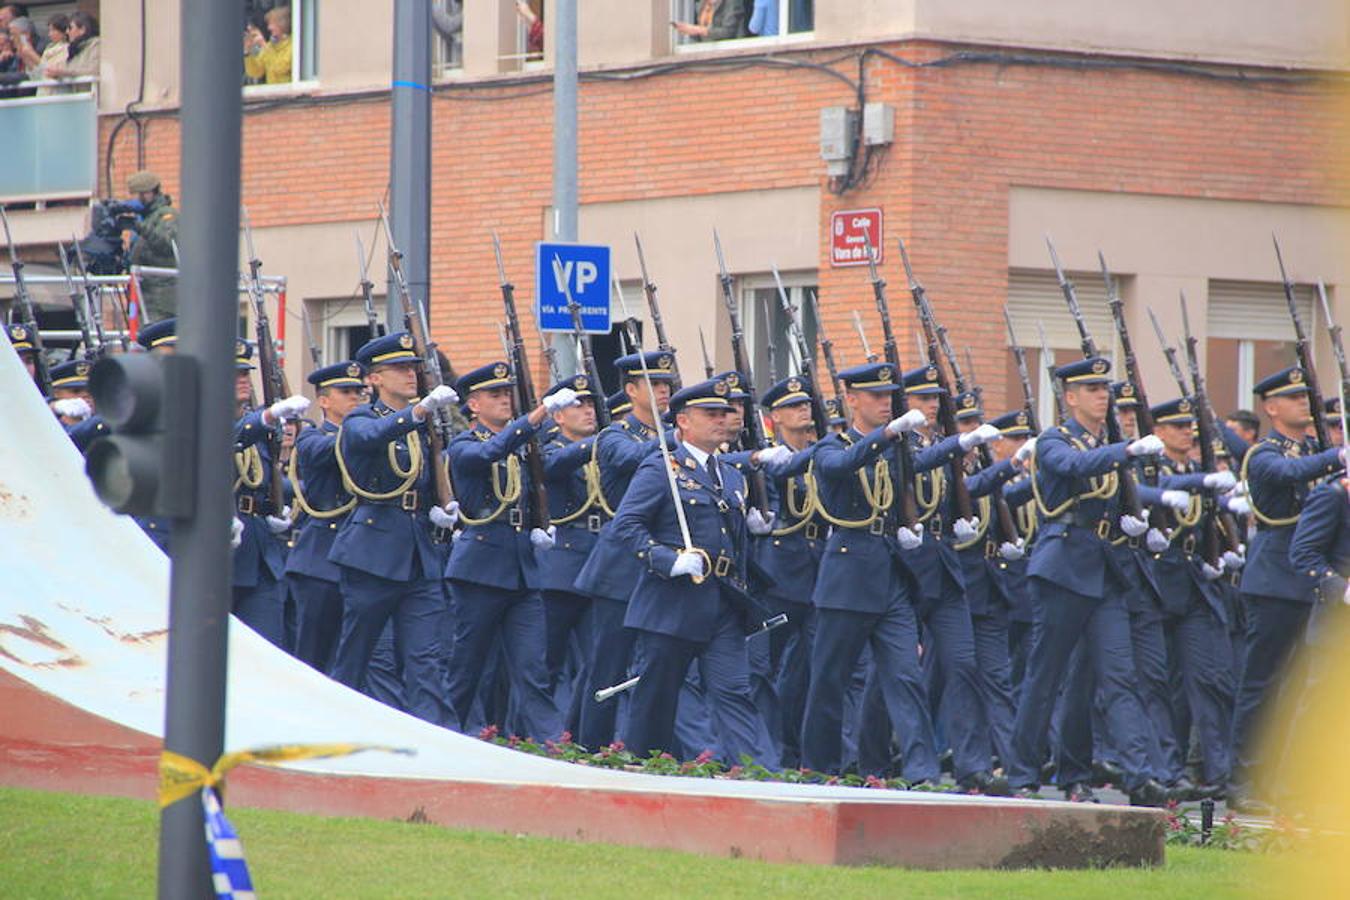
[85,353,198,517]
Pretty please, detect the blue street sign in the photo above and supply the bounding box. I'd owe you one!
[536,241,612,334]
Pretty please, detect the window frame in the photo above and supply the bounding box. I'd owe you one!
[241,0,318,93]
[739,271,818,392]
[671,0,815,52]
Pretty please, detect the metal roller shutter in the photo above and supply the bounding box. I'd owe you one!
[1005,269,1115,354]
[1206,280,1316,341]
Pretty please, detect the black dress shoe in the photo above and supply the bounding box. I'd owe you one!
[959,770,1012,797]
[1194,782,1225,801]
[1040,760,1057,783]
[1091,759,1125,787]
[1062,781,1100,803]
[939,749,955,775]
[1167,776,1202,802]
[1129,778,1171,808]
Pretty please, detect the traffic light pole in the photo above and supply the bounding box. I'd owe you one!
[157,0,242,894]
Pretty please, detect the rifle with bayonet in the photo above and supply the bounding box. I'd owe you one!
[1317,279,1349,430]
[72,236,128,353]
[241,206,291,515]
[552,252,611,431]
[58,242,97,360]
[1,204,51,392]
[1046,236,1144,519]
[1100,251,1167,529]
[697,327,715,379]
[771,264,829,437]
[945,335,1019,543]
[540,333,562,382]
[853,311,878,362]
[1180,291,1239,565]
[712,230,770,516]
[376,204,455,512]
[300,302,323,369]
[1273,235,1329,449]
[899,237,976,523]
[355,229,385,337]
[810,294,847,419]
[492,234,550,531]
[1036,321,1063,423]
[634,232,682,391]
[1003,307,1041,433]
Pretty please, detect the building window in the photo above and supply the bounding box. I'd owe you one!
[1206,279,1314,430]
[432,1,464,73]
[243,0,317,88]
[671,0,813,47]
[509,0,545,67]
[740,274,819,395]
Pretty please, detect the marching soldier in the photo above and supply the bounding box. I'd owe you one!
[283,359,368,673]
[327,331,459,727]
[613,377,777,766]
[986,411,1037,693]
[7,321,40,388]
[1005,357,1170,806]
[443,361,579,740]
[231,339,307,648]
[1230,366,1342,811]
[574,351,678,748]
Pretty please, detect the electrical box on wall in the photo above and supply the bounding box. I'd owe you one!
[863,103,895,147]
[820,106,858,177]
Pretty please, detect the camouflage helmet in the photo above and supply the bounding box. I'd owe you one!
[127,170,161,193]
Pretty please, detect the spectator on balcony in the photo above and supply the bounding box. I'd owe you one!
[19,13,66,89]
[44,11,97,81]
[243,5,292,85]
[0,5,28,32]
[514,1,544,60]
[8,16,39,73]
[747,0,777,36]
[673,0,748,42]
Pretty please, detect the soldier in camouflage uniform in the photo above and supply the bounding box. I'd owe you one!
[126,170,179,321]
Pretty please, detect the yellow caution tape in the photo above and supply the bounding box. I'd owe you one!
[159,743,412,807]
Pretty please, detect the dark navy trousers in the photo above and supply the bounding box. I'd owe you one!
[578,596,636,749]
[1232,594,1310,783]
[287,573,343,673]
[233,573,286,650]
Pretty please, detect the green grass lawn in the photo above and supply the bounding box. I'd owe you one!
[0,785,1265,898]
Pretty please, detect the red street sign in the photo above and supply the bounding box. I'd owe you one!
[830,208,882,268]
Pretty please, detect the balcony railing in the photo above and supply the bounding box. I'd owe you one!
[0,78,99,205]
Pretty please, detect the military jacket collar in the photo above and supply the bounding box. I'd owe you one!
[1063,417,1106,448]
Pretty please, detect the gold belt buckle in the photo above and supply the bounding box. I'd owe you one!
[930,516,943,536]
[805,522,819,541]
[714,554,732,578]
[1096,519,1112,541]
[509,507,524,528]
[1182,534,1196,556]
[237,495,255,516]
[869,519,886,536]
[401,491,418,511]
[587,513,602,533]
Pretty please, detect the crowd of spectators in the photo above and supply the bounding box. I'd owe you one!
[674,0,812,42]
[0,4,98,97]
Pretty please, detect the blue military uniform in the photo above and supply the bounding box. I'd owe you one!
[615,378,777,766]
[1232,367,1342,792]
[1006,357,1164,801]
[326,332,451,726]
[987,411,1037,694]
[231,340,289,648]
[573,351,678,748]
[284,360,367,673]
[443,361,561,741]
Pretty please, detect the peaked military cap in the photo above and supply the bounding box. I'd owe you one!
[670,377,735,414]
[456,360,515,395]
[49,359,93,390]
[135,317,177,351]
[355,331,419,369]
[615,350,678,382]
[839,362,899,393]
[608,389,633,417]
[712,370,749,401]
[1151,397,1196,425]
[235,339,256,371]
[1111,380,1139,408]
[902,365,944,396]
[989,409,1033,438]
[6,321,36,353]
[126,170,161,193]
[1253,366,1308,399]
[545,372,594,400]
[762,375,814,409]
[953,389,982,420]
[823,396,847,426]
[1056,356,1111,385]
[308,359,367,389]
[1324,396,1342,424]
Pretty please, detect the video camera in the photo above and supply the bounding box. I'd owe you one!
[76,198,145,275]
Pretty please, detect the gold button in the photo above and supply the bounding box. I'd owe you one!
[840,547,848,553]
[398,417,406,424]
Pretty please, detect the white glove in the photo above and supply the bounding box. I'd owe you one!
[230,516,244,550]
[52,397,92,420]
[543,387,581,413]
[746,508,775,535]
[1159,490,1191,512]
[755,445,793,468]
[1200,559,1225,581]
[267,394,310,422]
[670,550,707,579]
[530,525,556,550]
[886,409,927,436]
[953,517,980,542]
[266,506,293,534]
[429,501,460,530]
[1203,471,1237,492]
[416,385,460,420]
[897,525,924,550]
[1146,528,1170,553]
[1014,437,1037,463]
[998,539,1026,561]
[1225,495,1252,517]
[1126,435,1164,457]
[1119,514,1148,538]
[1222,549,1245,571]
[959,423,1001,451]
